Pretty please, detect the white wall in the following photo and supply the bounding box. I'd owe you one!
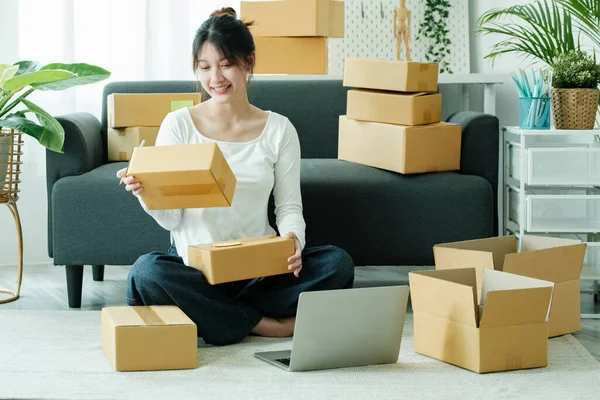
[0,0,544,267]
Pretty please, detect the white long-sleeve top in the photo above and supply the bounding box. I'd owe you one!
[136,107,306,265]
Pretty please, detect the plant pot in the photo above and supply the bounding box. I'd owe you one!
[0,129,23,202]
[551,87,599,130]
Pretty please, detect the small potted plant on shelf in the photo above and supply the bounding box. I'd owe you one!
[551,50,600,130]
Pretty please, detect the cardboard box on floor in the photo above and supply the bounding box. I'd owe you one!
[126,142,236,210]
[343,58,439,92]
[101,306,197,371]
[409,268,554,374]
[253,37,327,74]
[347,89,442,126]
[338,115,461,174]
[241,0,344,38]
[433,235,586,337]
[188,235,295,284]
[107,93,202,128]
[108,126,160,161]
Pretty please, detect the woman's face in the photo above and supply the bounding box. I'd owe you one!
[197,42,249,104]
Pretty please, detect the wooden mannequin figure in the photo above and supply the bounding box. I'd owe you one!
[393,0,411,61]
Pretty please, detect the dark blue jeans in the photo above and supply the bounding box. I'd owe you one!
[126,244,354,345]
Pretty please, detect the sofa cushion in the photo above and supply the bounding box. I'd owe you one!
[290,159,494,266]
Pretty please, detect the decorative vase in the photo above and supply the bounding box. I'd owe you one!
[551,87,599,130]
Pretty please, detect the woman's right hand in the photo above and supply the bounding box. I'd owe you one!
[116,167,144,196]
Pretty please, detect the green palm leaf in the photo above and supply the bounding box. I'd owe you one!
[477,0,577,65]
[554,0,600,48]
[33,63,111,91]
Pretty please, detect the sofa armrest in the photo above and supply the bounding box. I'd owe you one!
[46,112,103,258]
[447,111,499,235]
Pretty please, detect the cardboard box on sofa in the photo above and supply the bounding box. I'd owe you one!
[240,0,343,38]
[107,93,202,128]
[107,126,160,161]
[337,116,461,174]
[433,235,586,337]
[343,58,439,92]
[253,37,327,74]
[126,142,236,210]
[101,306,197,372]
[347,89,442,126]
[188,235,295,284]
[409,268,554,374]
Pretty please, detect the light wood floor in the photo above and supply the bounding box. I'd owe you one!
[1,264,599,361]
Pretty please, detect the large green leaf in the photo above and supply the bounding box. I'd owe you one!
[3,69,75,94]
[0,113,47,147]
[13,61,42,76]
[32,63,111,91]
[477,0,577,65]
[21,99,64,152]
[0,64,19,89]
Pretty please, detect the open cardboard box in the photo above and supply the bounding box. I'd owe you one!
[433,235,586,337]
[101,306,197,372]
[347,89,442,126]
[188,235,295,284]
[126,143,236,210]
[343,58,439,92]
[409,268,554,374]
[338,116,461,174]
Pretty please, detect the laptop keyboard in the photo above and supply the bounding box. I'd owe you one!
[275,357,291,366]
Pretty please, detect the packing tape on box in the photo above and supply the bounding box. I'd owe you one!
[423,110,432,122]
[119,152,128,161]
[158,184,221,197]
[419,64,431,72]
[133,306,166,326]
[418,81,430,91]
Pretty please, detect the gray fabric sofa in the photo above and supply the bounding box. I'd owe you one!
[46,79,499,308]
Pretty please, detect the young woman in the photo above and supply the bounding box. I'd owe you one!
[116,8,354,346]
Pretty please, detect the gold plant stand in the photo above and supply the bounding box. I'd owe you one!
[0,128,24,304]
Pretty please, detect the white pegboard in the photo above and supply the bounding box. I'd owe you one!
[328,0,470,75]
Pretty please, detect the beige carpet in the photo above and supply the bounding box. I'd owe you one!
[1,311,599,400]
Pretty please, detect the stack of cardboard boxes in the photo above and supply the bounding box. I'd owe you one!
[240,0,344,74]
[338,58,462,174]
[107,93,202,161]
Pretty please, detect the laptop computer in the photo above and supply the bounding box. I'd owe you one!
[254,285,410,372]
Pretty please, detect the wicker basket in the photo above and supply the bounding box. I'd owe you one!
[551,88,599,130]
[0,128,23,204]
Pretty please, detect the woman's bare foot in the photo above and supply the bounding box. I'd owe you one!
[251,316,296,337]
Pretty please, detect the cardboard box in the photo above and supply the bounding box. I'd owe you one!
[347,89,442,126]
[253,37,327,74]
[343,58,439,92]
[337,116,461,174]
[433,235,586,337]
[241,0,343,38]
[108,126,160,161]
[188,235,295,284]
[107,93,202,128]
[101,306,197,371]
[126,143,236,210]
[409,268,554,374]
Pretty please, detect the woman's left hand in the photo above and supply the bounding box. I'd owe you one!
[282,232,302,277]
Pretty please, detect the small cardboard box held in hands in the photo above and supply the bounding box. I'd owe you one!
[433,235,586,337]
[409,268,554,374]
[188,235,295,285]
[126,142,236,210]
[101,306,197,372]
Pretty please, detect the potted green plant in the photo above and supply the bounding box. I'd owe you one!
[0,61,110,194]
[551,50,600,129]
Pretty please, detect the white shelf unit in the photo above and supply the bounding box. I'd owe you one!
[501,126,600,308]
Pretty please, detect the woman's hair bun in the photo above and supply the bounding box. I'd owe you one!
[210,7,237,18]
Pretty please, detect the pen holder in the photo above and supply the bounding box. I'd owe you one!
[519,97,551,130]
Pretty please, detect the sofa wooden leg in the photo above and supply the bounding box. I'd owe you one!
[92,265,105,282]
[65,265,83,308]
